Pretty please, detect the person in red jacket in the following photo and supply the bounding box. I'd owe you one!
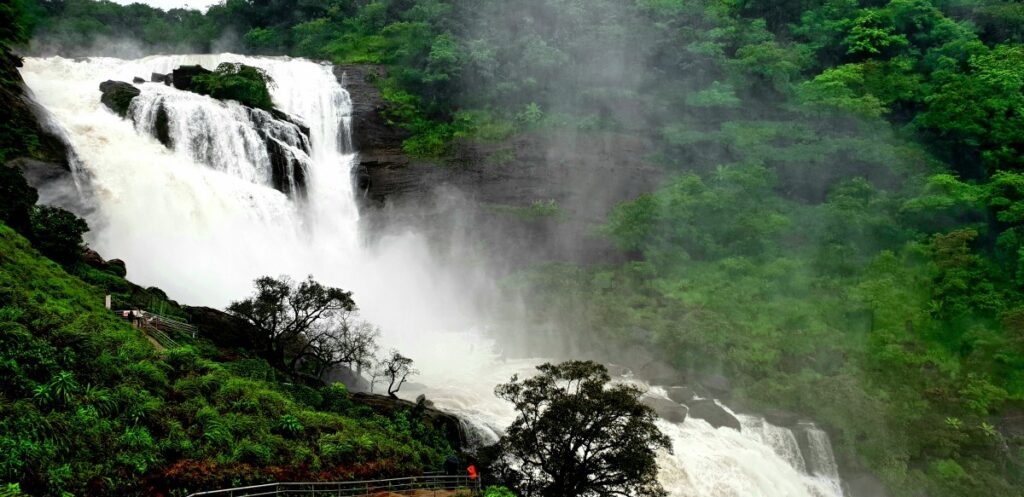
[467,465,478,480]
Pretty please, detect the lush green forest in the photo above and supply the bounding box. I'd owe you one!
[0,206,457,496]
[4,0,1024,496]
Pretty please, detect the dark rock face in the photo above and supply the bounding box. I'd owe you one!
[247,108,311,198]
[185,306,259,351]
[7,158,86,213]
[322,365,371,393]
[762,408,802,428]
[352,392,467,449]
[153,103,172,148]
[106,258,127,277]
[170,64,212,91]
[99,80,140,117]
[333,66,662,266]
[151,72,170,85]
[642,396,688,424]
[333,65,408,154]
[132,76,145,84]
[665,386,697,404]
[685,398,741,431]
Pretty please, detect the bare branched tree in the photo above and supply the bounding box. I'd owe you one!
[371,350,418,399]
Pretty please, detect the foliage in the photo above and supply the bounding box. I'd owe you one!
[190,63,276,111]
[227,275,358,375]
[28,206,88,265]
[493,361,669,497]
[0,166,38,235]
[0,223,452,497]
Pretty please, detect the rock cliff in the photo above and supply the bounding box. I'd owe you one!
[333,64,664,266]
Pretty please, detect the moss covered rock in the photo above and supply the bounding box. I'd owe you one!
[98,80,140,117]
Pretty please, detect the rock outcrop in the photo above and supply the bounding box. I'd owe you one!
[352,392,467,449]
[170,64,212,91]
[185,306,259,351]
[642,395,689,423]
[665,386,697,404]
[1,48,79,216]
[99,80,140,117]
[99,67,312,199]
[685,398,742,431]
[333,64,664,266]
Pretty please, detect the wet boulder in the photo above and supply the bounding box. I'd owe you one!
[153,103,172,148]
[132,76,145,84]
[665,386,697,404]
[170,64,212,91]
[99,80,140,117]
[642,395,689,424]
[685,399,741,431]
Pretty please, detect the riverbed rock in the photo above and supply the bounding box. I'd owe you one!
[642,396,689,423]
[685,398,741,431]
[352,392,467,449]
[665,386,697,404]
[266,135,308,198]
[153,103,172,148]
[151,72,170,85]
[99,80,140,117]
[170,64,212,91]
[132,76,145,84]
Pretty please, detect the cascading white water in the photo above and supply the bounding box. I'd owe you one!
[129,86,313,195]
[741,416,808,474]
[21,54,845,497]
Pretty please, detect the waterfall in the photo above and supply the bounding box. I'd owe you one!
[741,416,808,474]
[21,54,845,497]
[128,87,314,197]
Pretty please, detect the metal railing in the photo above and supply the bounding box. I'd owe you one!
[115,309,199,349]
[185,475,481,497]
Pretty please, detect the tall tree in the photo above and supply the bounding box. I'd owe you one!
[227,275,357,374]
[493,361,670,497]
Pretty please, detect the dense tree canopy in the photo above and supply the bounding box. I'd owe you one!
[494,361,670,497]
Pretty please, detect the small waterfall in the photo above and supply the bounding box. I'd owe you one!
[741,416,808,473]
[128,85,313,197]
[800,421,844,495]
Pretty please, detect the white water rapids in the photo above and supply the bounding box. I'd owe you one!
[20,55,845,497]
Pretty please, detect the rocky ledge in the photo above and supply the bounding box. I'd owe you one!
[98,72,313,199]
[352,392,468,450]
[333,64,664,266]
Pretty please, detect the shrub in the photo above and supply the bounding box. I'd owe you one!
[28,206,87,265]
[190,63,275,111]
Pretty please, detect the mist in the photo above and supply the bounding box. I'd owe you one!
[15,0,1020,496]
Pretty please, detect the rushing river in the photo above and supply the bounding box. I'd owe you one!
[21,54,844,497]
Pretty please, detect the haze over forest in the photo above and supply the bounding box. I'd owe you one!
[1,1,1023,497]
